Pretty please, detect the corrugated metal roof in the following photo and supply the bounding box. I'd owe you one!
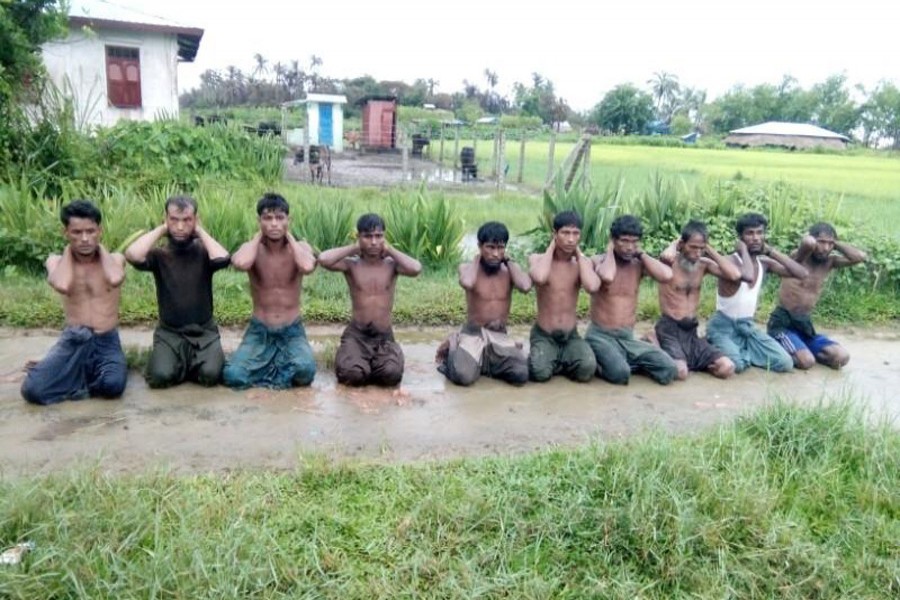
[68,1,203,62]
[729,121,849,141]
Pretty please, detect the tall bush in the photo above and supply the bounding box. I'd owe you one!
[386,187,463,270]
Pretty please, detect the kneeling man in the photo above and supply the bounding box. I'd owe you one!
[656,220,741,380]
[318,214,422,386]
[223,193,318,389]
[767,222,866,369]
[22,200,127,404]
[438,221,532,386]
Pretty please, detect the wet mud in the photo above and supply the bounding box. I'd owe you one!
[0,325,897,475]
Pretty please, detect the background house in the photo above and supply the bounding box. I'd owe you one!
[725,122,849,150]
[40,1,203,128]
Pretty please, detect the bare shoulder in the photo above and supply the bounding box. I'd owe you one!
[45,254,63,270]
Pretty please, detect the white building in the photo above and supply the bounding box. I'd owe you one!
[282,94,348,152]
[40,1,203,128]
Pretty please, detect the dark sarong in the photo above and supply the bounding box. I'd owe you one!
[146,319,224,388]
[223,318,316,390]
[334,321,404,387]
[21,326,127,405]
[437,323,528,386]
[654,315,724,372]
[528,324,596,383]
[585,322,678,385]
[767,305,836,356]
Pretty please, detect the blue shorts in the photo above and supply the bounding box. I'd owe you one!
[774,330,836,356]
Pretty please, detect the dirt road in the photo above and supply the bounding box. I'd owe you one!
[0,326,896,475]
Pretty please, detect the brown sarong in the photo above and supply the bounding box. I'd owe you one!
[334,321,404,387]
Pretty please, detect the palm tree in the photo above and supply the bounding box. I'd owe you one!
[426,78,439,97]
[252,53,269,80]
[648,71,680,120]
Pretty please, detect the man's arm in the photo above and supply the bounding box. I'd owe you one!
[659,239,679,266]
[593,241,617,284]
[792,234,817,262]
[639,251,673,283]
[230,232,261,272]
[702,245,741,282]
[459,255,479,290]
[288,233,317,274]
[528,239,555,286]
[195,222,229,261]
[579,250,601,293]
[46,248,72,294]
[124,224,166,264]
[762,244,809,279]
[385,245,422,277]
[100,245,126,288]
[317,243,358,272]
[735,240,755,283]
[832,240,867,267]
[507,259,533,293]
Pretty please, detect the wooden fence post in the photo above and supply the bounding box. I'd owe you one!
[545,130,557,186]
[517,131,526,184]
[496,130,506,190]
[581,136,591,189]
[439,124,445,165]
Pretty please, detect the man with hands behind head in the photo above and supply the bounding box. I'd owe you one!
[125,195,230,388]
[527,210,600,383]
[318,213,422,387]
[223,193,318,389]
[437,221,532,386]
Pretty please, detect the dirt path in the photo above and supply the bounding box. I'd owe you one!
[0,325,897,475]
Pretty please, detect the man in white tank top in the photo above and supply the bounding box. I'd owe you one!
[705,213,808,373]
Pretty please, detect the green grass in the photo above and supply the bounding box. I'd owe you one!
[0,400,896,598]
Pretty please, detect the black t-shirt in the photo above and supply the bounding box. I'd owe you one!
[130,239,230,328]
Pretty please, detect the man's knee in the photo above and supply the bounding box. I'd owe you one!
[710,357,735,379]
[570,357,597,383]
[675,361,689,381]
[195,362,222,386]
[291,360,316,387]
[93,369,127,398]
[337,363,370,386]
[651,359,678,385]
[373,367,403,387]
[769,351,794,373]
[598,359,630,385]
[528,357,554,382]
[501,362,529,386]
[794,349,816,370]
[222,364,250,389]
[20,375,50,405]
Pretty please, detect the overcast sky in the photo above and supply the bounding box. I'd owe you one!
[76,0,898,111]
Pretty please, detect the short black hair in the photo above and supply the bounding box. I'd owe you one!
[552,210,582,231]
[477,221,509,245]
[60,200,102,226]
[809,222,837,238]
[610,214,643,239]
[257,192,290,216]
[735,212,768,235]
[357,213,385,233]
[165,195,198,215]
[680,220,708,243]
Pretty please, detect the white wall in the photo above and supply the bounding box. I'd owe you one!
[305,102,345,152]
[41,25,180,128]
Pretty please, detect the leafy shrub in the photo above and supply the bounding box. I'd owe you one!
[292,196,354,254]
[386,187,464,270]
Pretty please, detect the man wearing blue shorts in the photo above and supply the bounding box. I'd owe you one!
[767,223,867,370]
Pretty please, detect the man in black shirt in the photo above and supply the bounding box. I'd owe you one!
[125,196,230,388]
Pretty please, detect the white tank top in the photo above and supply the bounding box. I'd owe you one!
[716,255,764,319]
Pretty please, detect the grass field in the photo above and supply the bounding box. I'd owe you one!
[0,400,896,599]
[451,140,900,235]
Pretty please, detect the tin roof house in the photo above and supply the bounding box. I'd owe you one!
[724,122,849,150]
[40,1,203,128]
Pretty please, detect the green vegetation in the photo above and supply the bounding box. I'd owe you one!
[0,400,896,598]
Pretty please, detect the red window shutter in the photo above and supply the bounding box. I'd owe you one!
[106,46,142,108]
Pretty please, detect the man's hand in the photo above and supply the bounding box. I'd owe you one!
[735,239,748,255]
[801,234,817,250]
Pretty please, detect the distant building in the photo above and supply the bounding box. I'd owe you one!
[359,96,397,150]
[725,122,849,150]
[41,1,203,128]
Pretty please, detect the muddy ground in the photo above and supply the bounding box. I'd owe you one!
[0,325,897,475]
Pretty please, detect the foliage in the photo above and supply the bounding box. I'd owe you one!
[0,0,67,166]
[386,187,464,270]
[535,173,625,253]
[590,84,655,135]
[0,401,896,598]
[291,196,354,254]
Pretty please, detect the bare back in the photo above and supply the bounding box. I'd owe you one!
[658,259,710,321]
[344,257,399,331]
[464,264,513,330]
[249,242,302,327]
[530,254,580,332]
[590,256,642,329]
[777,256,834,315]
[50,254,123,333]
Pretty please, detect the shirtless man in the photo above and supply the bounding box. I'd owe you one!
[125,196,230,388]
[21,200,128,405]
[318,213,422,386]
[655,220,742,380]
[527,211,600,383]
[585,214,678,385]
[705,212,807,373]
[437,221,532,386]
[223,193,318,389]
[768,222,866,369]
